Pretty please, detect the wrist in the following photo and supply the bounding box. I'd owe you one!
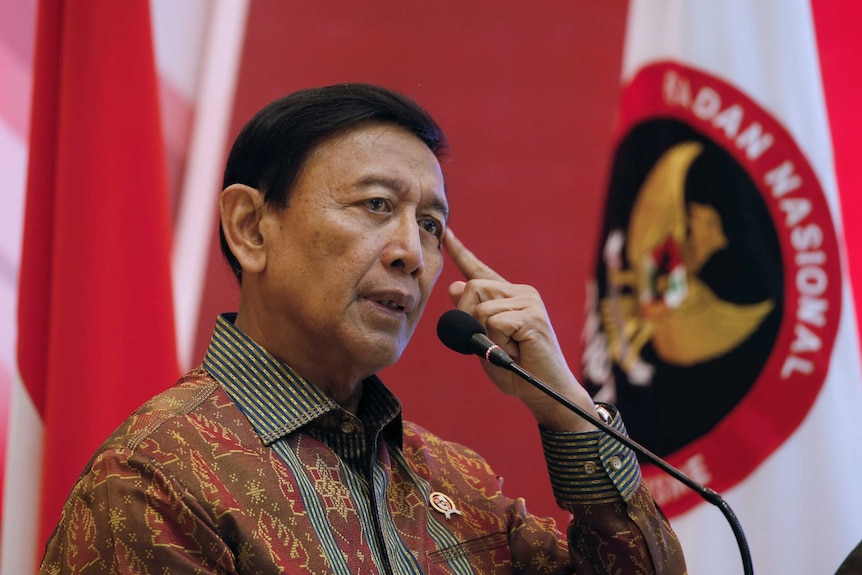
[532,399,601,433]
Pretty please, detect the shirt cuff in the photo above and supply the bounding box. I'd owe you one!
[540,403,642,507]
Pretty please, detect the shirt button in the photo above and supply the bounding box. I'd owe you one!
[584,461,597,475]
[609,456,622,471]
[340,421,356,434]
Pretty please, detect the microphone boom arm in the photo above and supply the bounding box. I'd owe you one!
[503,358,753,575]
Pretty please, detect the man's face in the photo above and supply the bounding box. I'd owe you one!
[255,122,448,381]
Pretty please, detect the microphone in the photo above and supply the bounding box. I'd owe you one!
[436,309,753,575]
[435,308,513,367]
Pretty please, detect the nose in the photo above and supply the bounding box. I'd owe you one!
[383,214,424,275]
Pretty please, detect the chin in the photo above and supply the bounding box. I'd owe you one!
[359,336,409,373]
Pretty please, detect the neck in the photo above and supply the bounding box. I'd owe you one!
[320,379,364,414]
[232,308,367,414]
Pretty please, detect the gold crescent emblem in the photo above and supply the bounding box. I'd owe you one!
[429,491,462,520]
[603,141,774,375]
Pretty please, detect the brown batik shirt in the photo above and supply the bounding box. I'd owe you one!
[40,314,686,574]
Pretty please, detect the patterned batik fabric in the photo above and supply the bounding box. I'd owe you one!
[40,315,686,574]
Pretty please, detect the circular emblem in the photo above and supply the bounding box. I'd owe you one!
[429,491,462,520]
[581,62,841,516]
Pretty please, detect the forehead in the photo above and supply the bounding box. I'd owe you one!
[304,122,446,197]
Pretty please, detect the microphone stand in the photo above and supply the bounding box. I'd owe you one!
[503,359,754,575]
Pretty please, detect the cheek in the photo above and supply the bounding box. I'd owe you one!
[422,248,445,289]
[308,215,360,259]
[304,230,356,281]
[313,228,381,282]
[309,226,336,254]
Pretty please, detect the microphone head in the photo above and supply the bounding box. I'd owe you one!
[436,309,486,355]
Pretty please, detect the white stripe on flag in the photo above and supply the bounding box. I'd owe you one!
[0,20,36,572]
[0,374,44,575]
[171,0,250,371]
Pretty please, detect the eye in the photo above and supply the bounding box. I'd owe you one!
[365,198,390,212]
[420,217,442,238]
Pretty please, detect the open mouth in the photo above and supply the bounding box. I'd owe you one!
[365,289,415,315]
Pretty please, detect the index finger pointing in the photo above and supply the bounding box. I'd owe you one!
[443,227,506,282]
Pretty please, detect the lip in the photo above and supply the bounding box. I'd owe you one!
[363,290,418,316]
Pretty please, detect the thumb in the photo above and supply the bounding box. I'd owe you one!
[448,280,467,307]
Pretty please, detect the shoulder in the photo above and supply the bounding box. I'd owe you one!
[64,367,268,511]
[108,367,225,445]
[401,420,498,481]
[402,420,471,452]
[87,367,259,471]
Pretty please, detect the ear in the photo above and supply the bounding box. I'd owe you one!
[220,184,267,274]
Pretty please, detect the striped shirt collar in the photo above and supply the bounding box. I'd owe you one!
[203,313,403,446]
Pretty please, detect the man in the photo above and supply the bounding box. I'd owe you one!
[40,84,686,574]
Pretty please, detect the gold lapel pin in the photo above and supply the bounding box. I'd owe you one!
[429,491,462,520]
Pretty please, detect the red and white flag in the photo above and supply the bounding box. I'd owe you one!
[2,0,179,571]
[581,0,862,572]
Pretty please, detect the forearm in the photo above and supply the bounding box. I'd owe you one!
[541,408,687,574]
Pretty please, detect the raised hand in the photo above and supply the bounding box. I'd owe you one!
[443,228,598,432]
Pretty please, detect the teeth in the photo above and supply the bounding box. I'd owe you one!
[383,300,403,310]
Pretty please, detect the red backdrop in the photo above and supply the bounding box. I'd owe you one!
[194,0,628,525]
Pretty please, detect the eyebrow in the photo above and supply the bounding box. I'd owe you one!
[427,194,450,222]
[357,175,450,221]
